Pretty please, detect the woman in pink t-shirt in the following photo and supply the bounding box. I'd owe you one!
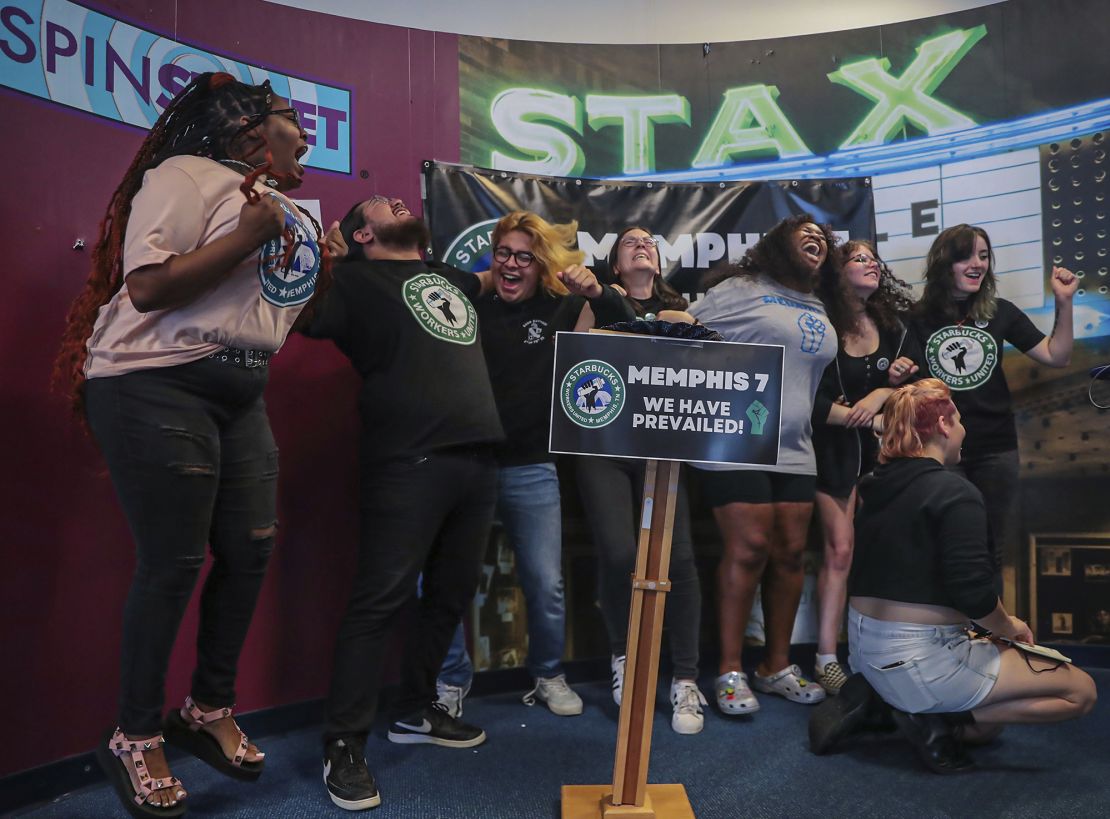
[55,72,340,817]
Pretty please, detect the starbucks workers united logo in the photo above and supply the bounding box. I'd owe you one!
[402,274,478,345]
[925,325,998,390]
[560,360,625,428]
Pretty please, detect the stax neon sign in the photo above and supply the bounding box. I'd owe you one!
[488,26,986,176]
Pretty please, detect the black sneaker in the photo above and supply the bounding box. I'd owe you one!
[324,738,381,811]
[387,701,487,748]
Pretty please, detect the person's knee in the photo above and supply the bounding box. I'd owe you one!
[823,538,853,573]
[721,531,771,570]
[1072,670,1098,717]
[772,545,806,574]
[215,520,277,571]
[135,552,205,596]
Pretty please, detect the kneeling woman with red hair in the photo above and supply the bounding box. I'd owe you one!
[845,379,1096,772]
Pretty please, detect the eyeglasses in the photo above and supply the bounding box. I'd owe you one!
[366,196,409,216]
[848,254,879,266]
[621,236,658,248]
[249,107,302,130]
[493,246,535,267]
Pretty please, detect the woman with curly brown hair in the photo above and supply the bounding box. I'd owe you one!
[809,240,917,694]
[690,214,853,718]
[55,72,341,817]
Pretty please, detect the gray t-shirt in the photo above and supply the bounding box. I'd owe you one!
[689,273,836,474]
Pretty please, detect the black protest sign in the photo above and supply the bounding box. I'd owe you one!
[550,332,784,465]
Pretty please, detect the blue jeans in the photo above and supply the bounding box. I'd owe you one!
[435,462,566,682]
[439,621,474,688]
[501,462,567,678]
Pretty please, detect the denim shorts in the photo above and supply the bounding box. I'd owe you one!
[847,607,1000,714]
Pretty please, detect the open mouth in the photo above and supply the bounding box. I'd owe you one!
[499,271,522,285]
[632,251,651,262]
[801,239,825,264]
[295,145,308,160]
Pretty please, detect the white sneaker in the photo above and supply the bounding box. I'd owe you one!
[522,674,583,716]
[435,679,471,719]
[611,655,626,706]
[670,679,707,735]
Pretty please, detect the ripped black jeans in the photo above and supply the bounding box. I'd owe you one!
[85,357,278,735]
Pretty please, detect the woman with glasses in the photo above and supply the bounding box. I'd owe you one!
[461,211,633,716]
[808,240,917,694]
[55,72,342,817]
[574,225,708,734]
[841,379,1095,773]
[604,226,695,322]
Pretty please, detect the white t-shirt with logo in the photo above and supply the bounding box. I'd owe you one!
[84,155,320,379]
[689,272,837,474]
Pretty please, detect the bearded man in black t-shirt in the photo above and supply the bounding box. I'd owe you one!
[304,196,504,812]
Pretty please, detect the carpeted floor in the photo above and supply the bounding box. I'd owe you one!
[22,669,1110,818]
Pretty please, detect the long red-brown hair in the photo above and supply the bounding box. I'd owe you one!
[54,72,327,417]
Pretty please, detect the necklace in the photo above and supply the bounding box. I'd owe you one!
[218,158,254,174]
[218,158,279,188]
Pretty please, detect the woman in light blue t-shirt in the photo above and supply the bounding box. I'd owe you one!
[690,214,852,718]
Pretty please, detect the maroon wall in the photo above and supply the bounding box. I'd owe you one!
[0,0,459,776]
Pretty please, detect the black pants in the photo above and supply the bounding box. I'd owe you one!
[85,359,278,735]
[575,457,701,679]
[324,446,498,742]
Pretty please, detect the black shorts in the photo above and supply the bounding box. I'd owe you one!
[697,469,816,506]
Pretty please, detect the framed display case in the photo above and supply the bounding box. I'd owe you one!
[1029,533,1110,644]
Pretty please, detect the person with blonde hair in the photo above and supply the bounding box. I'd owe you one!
[435,210,634,719]
[827,378,1096,773]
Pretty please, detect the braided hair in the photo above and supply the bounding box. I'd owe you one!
[55,72,289,415]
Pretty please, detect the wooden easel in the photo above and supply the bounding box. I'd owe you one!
[562,457,696,818]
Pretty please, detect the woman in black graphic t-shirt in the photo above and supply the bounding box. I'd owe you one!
[906,224,1077,585]
[575,226,707,735]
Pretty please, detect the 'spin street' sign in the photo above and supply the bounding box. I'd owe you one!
[550,332,784,465]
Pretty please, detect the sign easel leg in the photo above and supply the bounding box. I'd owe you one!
[562,458,695,819]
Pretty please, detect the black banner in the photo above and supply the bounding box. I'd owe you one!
[422,160,874,297]
[550,332,784,465]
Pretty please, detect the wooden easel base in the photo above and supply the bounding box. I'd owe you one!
[561,784,695,818]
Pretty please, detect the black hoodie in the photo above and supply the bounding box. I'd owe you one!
[850,457,998,620]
